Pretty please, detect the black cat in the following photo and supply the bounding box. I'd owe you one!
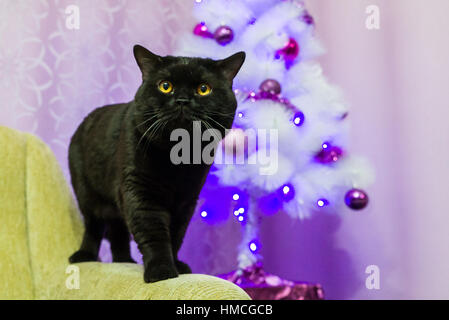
[68,45,245,283]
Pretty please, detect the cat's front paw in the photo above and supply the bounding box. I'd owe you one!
[144,263,179,283]
[175,260,192,274]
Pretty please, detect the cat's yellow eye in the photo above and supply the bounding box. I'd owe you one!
[197,83,212,96]
[158,81,173,94]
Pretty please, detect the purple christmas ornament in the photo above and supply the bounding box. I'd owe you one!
[259,79,282,96]
[302,11,315,25]
[345,189,369,210]
[315,142,343,164]
[214,25,234,45]
[193,22,213,38]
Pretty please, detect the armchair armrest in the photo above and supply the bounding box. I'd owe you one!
[52,262,250,300]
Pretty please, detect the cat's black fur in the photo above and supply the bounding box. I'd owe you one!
[68,45,245,283]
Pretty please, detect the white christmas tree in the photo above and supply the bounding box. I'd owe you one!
[175,0,374,270]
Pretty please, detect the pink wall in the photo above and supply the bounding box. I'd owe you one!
[1,0,448,299]
[302,0,449,298]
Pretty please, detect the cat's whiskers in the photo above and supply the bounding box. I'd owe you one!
[203,115,227,131]
[198,118,222,143]
[146,119,166,142]
[137,118,164,150]
[143,121,161,154]
[136,114,159,128]
[141,114,174,153]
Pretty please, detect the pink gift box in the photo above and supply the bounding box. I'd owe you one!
[217,263,324,300]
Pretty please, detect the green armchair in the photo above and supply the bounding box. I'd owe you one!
[0,126,250,300]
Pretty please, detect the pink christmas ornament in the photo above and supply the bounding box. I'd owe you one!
[275,38,300,68]
[193,22,213,38]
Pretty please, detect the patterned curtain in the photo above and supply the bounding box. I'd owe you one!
[0,0,239,275]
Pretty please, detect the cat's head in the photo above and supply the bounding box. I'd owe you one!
[133,44,245,144]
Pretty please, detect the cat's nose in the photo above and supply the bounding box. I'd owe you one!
[176,98,190,106]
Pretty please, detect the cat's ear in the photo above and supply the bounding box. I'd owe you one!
[216,51,246,81]
[133,45,162,81]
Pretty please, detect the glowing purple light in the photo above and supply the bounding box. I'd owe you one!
[200,210,208,217]
[238,112,244,118]
[232,193,240,201]
[293,111,305,127]
[249,242,257,252]
[238,216,244,222]
[233,210,240,216]
[238,207,245,214]
[248,240,260,253]
[279,183,295,202]
[317,199,329,207]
